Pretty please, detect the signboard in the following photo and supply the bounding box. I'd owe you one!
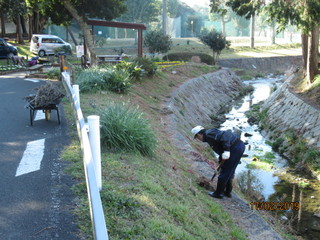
[76,45,84,58]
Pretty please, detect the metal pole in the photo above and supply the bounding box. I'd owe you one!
[87,115,102,191]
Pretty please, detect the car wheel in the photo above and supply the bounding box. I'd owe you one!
[38,50,46,57]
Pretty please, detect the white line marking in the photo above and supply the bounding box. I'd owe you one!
[15,138,45,177]
[25,78,40,83]
[34,110,45,121]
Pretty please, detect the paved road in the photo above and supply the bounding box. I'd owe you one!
[0,73,80,239]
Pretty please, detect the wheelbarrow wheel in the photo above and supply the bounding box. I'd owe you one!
[45,110,51,120]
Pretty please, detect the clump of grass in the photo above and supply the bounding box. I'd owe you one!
[105,68,132,93]
[75,67,112,93]
[99,103,156,156]
[75,66,132,93]
[247,152,276,171]
[46,67,60,79]
[133,57,158,76]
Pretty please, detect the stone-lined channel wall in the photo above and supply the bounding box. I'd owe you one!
[263,75,320,149]
[218,56,302,74]
[166,68,246,177]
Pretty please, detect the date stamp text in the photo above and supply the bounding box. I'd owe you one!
[250,201,300,211]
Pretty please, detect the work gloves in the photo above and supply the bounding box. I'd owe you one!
[222,151,230,160]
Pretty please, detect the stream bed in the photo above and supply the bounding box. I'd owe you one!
[220,74,320,239]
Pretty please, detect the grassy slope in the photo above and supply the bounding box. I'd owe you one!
[62,63,248,240]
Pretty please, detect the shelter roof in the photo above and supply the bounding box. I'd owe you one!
[87,20,147,30]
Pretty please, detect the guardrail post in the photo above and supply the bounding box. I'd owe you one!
[64,72,71,86]
[73,84,80,106]
[87,115,102,191]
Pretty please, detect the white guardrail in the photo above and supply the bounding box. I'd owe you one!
[61,72,109,240]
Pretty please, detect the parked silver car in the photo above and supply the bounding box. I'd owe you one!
[30,34,72,57]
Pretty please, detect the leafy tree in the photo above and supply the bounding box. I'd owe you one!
[199,29,230,65]
[40,0,127,66]
[209,0,231,35]
[144,30,172,56]
[230,12,250,36]
[2,0,27,44]
[264,0,320,83]
[225,0,262,48]
[119,0,161,24]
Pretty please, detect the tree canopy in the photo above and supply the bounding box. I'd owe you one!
[199,29,230,65]
[118,0,161,24]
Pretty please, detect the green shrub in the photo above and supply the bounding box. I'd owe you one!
[144,30,172,55]
[198,29,230,65]
[46,67,61,79]
[163,52,214,65]
[75,66,132,93]
[106,68,132,93]
[271,137,285,152]
[115,61,143,80]
[133,57,158,76]
[99,103,156,156]
[75,67,112,93]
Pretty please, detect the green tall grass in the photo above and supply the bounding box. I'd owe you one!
[99,103,156,156]
[75,66,132,93]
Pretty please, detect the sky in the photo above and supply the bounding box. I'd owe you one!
[180,0,210,8]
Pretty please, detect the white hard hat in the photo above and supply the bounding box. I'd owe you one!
[191,126,204,138]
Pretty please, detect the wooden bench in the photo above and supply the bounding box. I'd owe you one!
[97,55,122,64]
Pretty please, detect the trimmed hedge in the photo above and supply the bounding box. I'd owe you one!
[163,52,214,65]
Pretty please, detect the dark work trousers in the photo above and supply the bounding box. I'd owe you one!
[218,141,245,184]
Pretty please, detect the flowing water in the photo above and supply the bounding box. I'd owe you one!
[219,75,320,239]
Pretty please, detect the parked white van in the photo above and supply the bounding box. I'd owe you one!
[30,34,72,57]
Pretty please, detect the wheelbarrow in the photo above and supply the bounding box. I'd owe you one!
[26,102,60,126]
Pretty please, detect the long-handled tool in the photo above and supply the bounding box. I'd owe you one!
[210,159,226,182]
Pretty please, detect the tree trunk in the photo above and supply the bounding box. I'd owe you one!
[250,14,255,48]
[16,15,25,44]
[271,21,276,44]
[63,0,97,66]
[21,15,28,35]
[306,26,319,83]
[0,10,6,37]
[162,0,167,35]
[301,33,308,70]
[28,15,33,40]
[212,49,216,65]
[221,17,226,36]
[34,11,40,34]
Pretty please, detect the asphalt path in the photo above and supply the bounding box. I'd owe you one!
[0,73,80,239]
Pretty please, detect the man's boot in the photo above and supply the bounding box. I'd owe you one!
[224,179,233,198]
[209,180,226,199]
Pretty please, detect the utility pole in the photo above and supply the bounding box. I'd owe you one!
[162,0,167,35]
